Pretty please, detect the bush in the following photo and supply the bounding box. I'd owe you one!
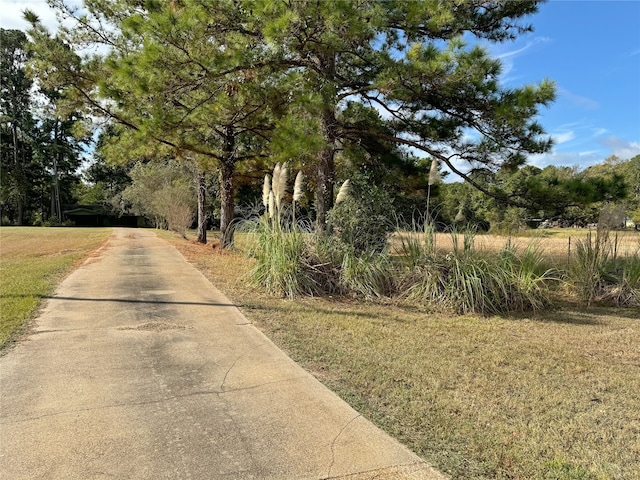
[326,172,395,254]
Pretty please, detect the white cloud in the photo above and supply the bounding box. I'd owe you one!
[489,36,552,84]
[0,0,58,31]
[495,36,552,60]
[527,136,640,172]
[528,151,602,170]
[557,87,599,110]
[599,136,640,160]
[551,131,575,145]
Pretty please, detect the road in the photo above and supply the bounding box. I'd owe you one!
[0,228,444,479]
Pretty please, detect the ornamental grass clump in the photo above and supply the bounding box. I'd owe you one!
[569,228,616,305]
[601,252,640,306]
[246,164,316,298]
[339,249,394,299]
[405,230,557,315]
[405,236,492,314]
[569,229,640,306]
[497,240,559,312]
[248,216,314,298]
[395,216,437,269]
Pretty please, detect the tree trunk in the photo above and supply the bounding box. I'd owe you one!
[52,122,62,222]
[314,50,338,232]
[315,107,338,232]
[11,122,24,225]
[196,170,207,244]
[219,127,236,248]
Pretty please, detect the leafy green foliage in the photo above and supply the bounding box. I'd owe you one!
[326,173,395,255]
[26,0,558,240]
[121,159,195,235]
[435,157,637,231]
[1,28,86,225]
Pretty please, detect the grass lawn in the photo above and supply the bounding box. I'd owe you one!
[162,230,640,480]
[0,227,112,349]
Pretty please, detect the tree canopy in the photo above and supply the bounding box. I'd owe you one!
[1,28,86,225]
[24,0,558,239]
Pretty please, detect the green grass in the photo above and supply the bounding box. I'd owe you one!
[164,231,640,480]
[0,227,112,349]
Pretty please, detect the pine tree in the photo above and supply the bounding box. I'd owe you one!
[26,0,556,239]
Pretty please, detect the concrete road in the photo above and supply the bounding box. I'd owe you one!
[0,228,445,479]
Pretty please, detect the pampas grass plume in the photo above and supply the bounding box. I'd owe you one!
[335,179,350,204]
[277,164,288,207]
[428,158,440,186]
[271,163,288,210]
[268,191,275,218]
[262,174,271,208]
[272,163,281,200]
[293,171,304,202]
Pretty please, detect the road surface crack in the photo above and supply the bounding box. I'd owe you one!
[325,413,361,479]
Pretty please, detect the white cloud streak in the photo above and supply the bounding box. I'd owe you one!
[557,87,599,110]
[551,131,575,145]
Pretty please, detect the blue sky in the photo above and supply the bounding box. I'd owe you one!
[2,0,639,172]
[484,0,640,169]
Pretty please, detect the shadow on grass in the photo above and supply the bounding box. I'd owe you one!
[238,294,638,326]
[238,298,387,322]
[514,304,640,325]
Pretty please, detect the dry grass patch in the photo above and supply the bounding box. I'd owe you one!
[392,229,640,264]
[0,227,112,348]
[163,231,640,480]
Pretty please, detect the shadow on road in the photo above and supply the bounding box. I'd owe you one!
[4,295,236,308]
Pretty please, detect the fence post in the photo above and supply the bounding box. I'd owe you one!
[567,236,571,266]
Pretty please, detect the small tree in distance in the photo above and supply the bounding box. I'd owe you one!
[120,159,195,236]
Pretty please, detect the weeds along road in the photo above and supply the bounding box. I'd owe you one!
[0,228,443,480]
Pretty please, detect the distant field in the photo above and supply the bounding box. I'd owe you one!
[392,229,640,264]
[163,230,640,480]
[0,227,112,349]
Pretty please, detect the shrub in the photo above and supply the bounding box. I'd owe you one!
[326,172,395,255]
[155,182,196,236]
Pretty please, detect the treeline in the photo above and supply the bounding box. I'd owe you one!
[1,1,637,236]
[434,155,639,232]
[0,29,85,226]
[83,151,638,235]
